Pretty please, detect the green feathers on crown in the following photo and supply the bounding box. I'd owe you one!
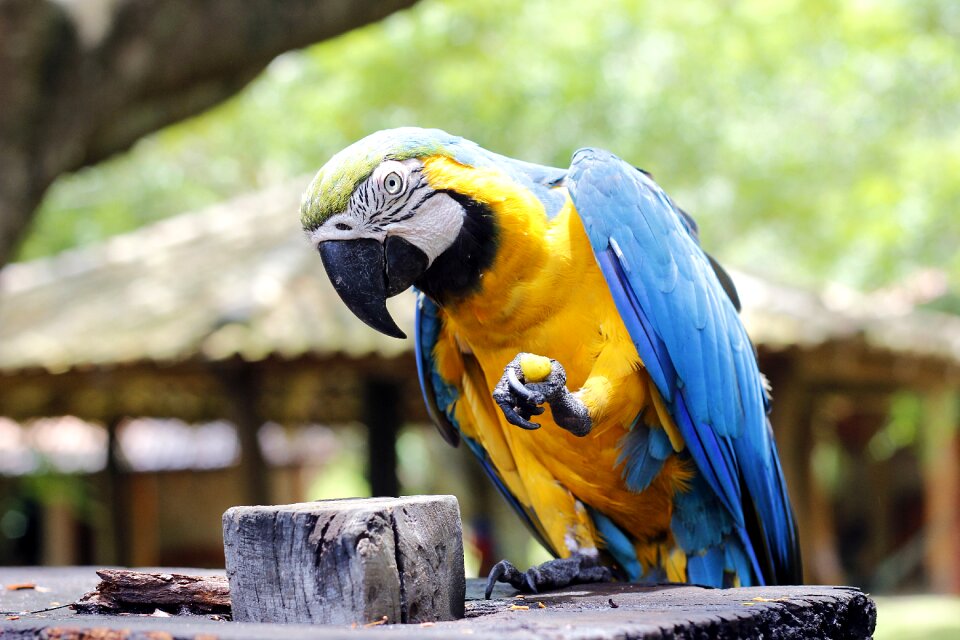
[300,128,461,231]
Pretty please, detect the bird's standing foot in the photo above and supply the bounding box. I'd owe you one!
[484,553,613,599]
[492,353,592,436]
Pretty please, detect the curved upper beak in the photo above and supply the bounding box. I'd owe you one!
[317,237,428,340]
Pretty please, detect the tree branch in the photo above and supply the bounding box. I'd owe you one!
[0,0,419,266]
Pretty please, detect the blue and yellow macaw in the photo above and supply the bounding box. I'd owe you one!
[300,128,801,595]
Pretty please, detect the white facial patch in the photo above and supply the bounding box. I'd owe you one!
[385,192,464,266]
[309,209,378,246]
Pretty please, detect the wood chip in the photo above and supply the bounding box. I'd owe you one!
[363,615,388,627]
[72,569,230,615]
[419,621,436,627]
[5,616,20,621]
[5,583,36,591]
[537,601,546,609]
[508,604,529,611]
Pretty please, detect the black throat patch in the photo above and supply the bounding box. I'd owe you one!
[414,191,497,303]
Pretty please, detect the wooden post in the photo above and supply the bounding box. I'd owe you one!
[218,364,270,506]
[128,473,161,567]
[104,416,129,566]
[223,496,465,624]
[921,387,960,593]
[363,379,400,498]
[765,357,817,582]
[40,501,77,565]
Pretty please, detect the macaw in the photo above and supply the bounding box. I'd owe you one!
[300,128,801,596]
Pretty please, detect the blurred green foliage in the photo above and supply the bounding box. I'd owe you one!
[868,392,924,461]
[308,427,371,499]
[874,596,960,640]
[18,0,960,292]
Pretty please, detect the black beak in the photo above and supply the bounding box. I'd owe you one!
[317,237,428,340]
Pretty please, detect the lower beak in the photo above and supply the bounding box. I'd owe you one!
[317,237,428,340]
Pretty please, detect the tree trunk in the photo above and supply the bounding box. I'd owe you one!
[0,0,418,266]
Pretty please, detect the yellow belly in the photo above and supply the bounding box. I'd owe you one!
[437,196,691,561]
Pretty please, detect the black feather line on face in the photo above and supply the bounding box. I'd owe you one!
[372,173,430,224]
[377,190,415,223]
[357,170,429,225]
[384,188,441,225]
[415,191,497,303]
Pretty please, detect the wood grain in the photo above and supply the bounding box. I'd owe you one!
[222,495,465,624]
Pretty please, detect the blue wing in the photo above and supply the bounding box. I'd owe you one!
[567,149,801,586]
[414,292,460,447]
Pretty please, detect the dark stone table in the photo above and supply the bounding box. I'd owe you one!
[0,567,876,639]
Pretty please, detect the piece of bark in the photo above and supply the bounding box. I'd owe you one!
[223,496,465,625]
[72,569,230,615]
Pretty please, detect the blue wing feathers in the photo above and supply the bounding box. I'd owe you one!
[414,294,461,446]
[617,419,672,493]
[589,508,642,581]
[598,244,744,521]
[687,546,726,588]
[597,249,676,399]
[568,147,800,585]
[649,426,674,460]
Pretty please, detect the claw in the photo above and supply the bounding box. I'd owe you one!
[493,362,544,430]
[496,401,541,430]
[485,553,614,599]
[484,563,504,599]
[494,353,591,435]
[485,559,524,599]
[507,367,543,405]
[524,572,538,594]
[526,404,546,417]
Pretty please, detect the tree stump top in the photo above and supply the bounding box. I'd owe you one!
[0,567,875,639]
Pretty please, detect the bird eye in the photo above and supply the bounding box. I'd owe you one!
[383,171,404,195]
[335,222,352,231]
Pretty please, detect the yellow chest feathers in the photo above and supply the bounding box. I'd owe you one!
[424,156,690,554]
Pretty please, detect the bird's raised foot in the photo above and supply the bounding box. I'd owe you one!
[492,353,592,436]
[483,554,613,599]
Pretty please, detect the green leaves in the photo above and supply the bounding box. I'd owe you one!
[21,0,960,295]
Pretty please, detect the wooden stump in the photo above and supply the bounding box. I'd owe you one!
[222,495,465,625]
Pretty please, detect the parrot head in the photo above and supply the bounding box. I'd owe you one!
[300,127,504,339]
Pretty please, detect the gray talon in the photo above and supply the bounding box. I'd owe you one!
[493,353,593,436]
[507,367,542,404]
[485,553,613,597]
[524,573,538,594]
[485,559,524,599]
